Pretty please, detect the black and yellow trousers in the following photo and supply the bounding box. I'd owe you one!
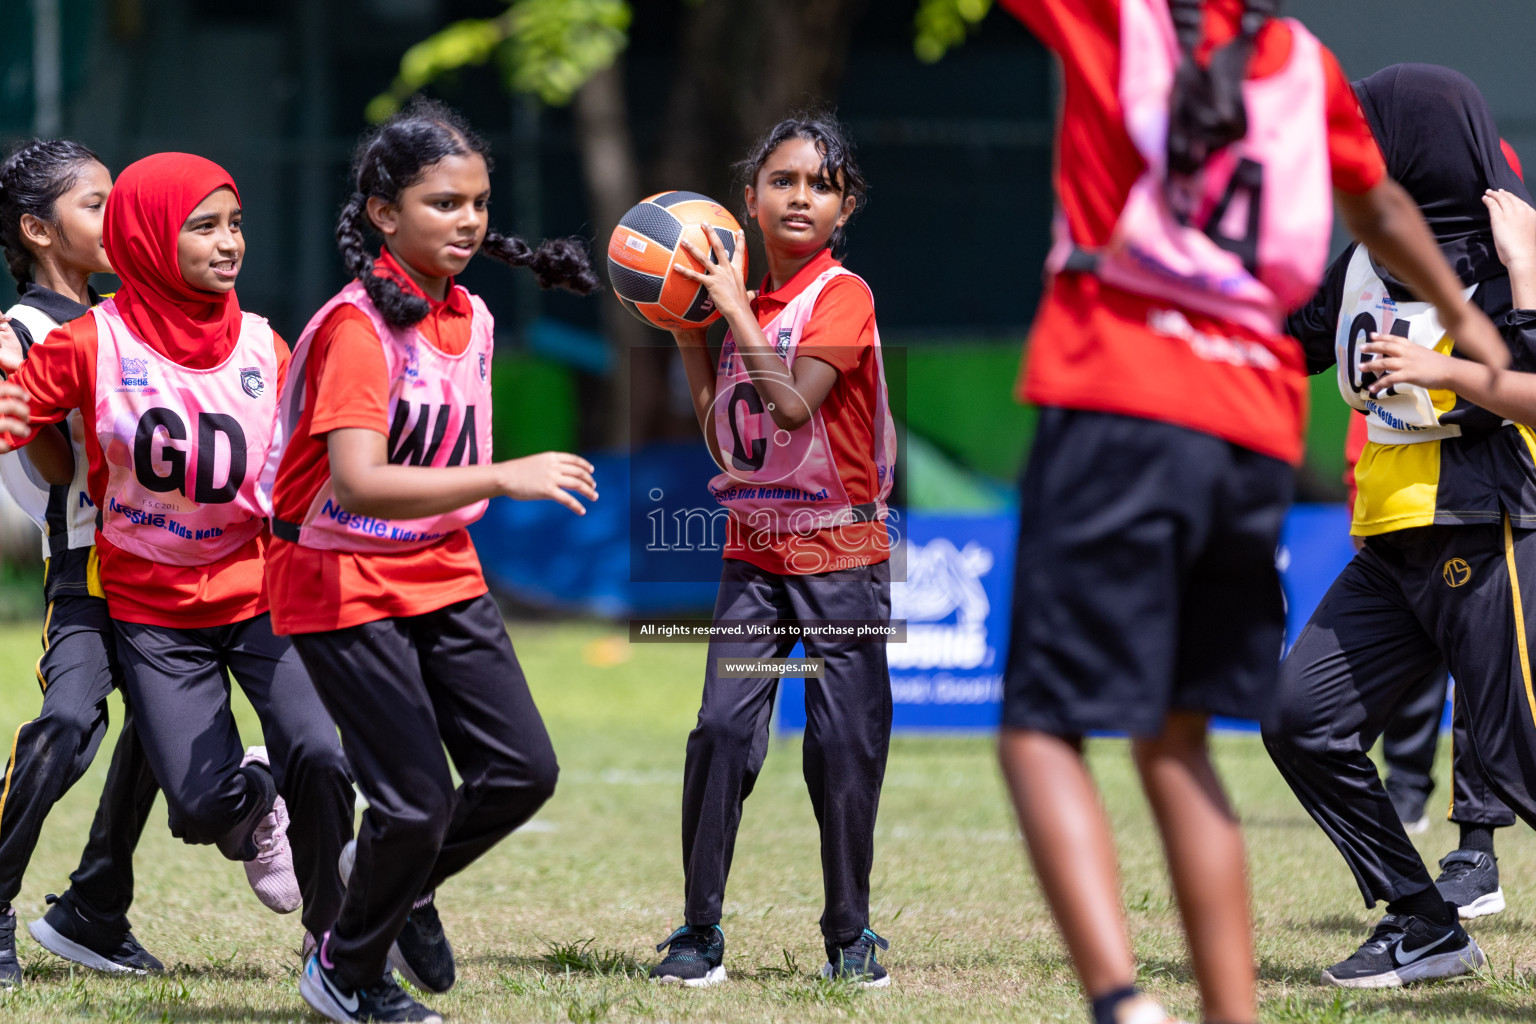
[0,596,158,932]
[1264,518,1536,907]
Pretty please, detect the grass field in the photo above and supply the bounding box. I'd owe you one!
[0,619,1529,1022]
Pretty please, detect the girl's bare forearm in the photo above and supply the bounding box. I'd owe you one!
[1442,361,1536,425]
[334,461,508,520]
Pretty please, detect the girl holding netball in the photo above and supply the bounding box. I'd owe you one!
[649,112,897,988]
[0,139,163,983]
[0,152,355,963]
[997,2,1506,1022]
[272,99,597,1024]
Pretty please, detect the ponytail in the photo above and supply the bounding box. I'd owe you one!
[481,231,600,295]
[1166,0,1281,177]
[340,97,599,328]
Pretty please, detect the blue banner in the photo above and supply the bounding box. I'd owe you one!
[779,512,1016,732]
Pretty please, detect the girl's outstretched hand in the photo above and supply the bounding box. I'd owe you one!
[496,451,598,515]
[675,227,751,324]
[1485,188,1536,273]
[1361,333,1466,395]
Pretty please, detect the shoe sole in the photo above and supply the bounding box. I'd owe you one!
[820,962,891,988]
[1321,940,1485,989]
[1403,815,1431,836]
[650,965,727,987]
[300,961,358,1023]
[389,939,453,994]
[1458,888,1506,920]
[27,918,146,975]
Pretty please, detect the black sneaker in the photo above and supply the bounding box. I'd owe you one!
[0,906,19,987]
[1321,911,1483,988]
[301,943,441,1023]
[28,892,162,975]
[1436,850,1505,920]
[822,928,890,988]
[649,924,725,987]
[389,892,454,993]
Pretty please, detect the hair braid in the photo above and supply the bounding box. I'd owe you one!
[1165,0,1282,177]
[0,138,100,287]
[338,97,599,326]
[482,231,600,294]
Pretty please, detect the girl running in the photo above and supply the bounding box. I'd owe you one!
[1266,63,1536,990]
[995,4,1506,1023]
[648,113,897,989]
[274,99,597,1024]
[0,152,355,958]
[0,139,163,983]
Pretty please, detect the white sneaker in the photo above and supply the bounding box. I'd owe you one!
[241,746,301,913]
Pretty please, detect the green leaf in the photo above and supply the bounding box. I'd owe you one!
[913,0,993,63]
[367,0,632,121]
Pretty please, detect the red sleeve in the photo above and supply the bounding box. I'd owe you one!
[997,0,1112,55]
[1321,46,1386,195]
[272,330,292,395]
[796,276,875,376]
[307,305,391,437]
[12,316,95,435]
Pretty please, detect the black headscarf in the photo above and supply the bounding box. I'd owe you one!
[1353,63,1528,293]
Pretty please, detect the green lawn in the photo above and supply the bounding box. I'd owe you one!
[0,619,1528,1022]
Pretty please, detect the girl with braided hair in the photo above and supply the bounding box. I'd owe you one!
[994,2,1507,1022]
[0,138,166,983]
[0,150,357,973]
[270,98,598,1024]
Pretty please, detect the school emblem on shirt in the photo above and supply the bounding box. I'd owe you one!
[1443,557,1472,588]
[776,328,793,357]
[240,367,265,399]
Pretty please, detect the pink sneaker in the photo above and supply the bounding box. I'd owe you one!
[241,746,301,914]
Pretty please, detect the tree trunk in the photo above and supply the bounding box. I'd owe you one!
[572,58,656,450]
[569,0,871,448]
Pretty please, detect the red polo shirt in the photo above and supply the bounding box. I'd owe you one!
[266,250,488,635]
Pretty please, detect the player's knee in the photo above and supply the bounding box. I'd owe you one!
[524,749,559,805]
[693,705,758,751]
[385,788,454,849]
[483,744,559,807]
[34,704,100,750]
[286,734,351,788]
[168,788,244,845]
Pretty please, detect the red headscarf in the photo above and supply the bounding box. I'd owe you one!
[103,153,243,369]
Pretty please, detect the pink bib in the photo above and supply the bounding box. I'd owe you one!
[277,281,495,552]
[93,299,278,567]
[1046,0,1332,333]
[709,267,896,535]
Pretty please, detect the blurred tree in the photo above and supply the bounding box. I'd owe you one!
[371,0,874,447]
[913,0,994,62]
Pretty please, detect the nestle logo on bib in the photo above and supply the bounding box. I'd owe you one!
[240,367,265,398]
[120,356,149,389]
[776,328,792,357]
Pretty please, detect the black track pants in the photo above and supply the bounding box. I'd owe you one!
[679,558,892,946]
[291,595,559,990]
